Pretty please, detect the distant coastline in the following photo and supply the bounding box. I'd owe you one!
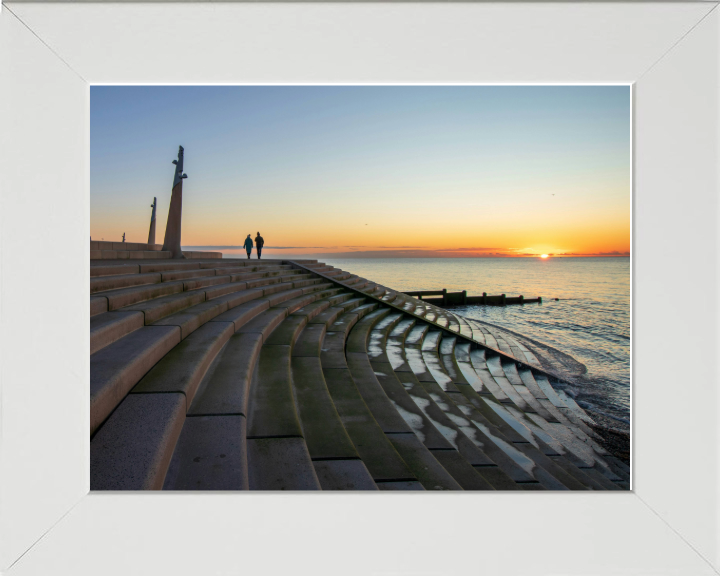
[181,247,631,259]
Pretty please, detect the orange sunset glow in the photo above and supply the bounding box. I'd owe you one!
[91,86,630,258]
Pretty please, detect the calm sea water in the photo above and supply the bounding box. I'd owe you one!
[217,252,630,430]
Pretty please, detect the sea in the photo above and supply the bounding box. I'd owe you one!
[217,252,631,432]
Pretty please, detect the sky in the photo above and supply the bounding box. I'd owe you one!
[91,86,630,258]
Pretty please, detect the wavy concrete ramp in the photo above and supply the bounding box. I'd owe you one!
[89,256,629,490]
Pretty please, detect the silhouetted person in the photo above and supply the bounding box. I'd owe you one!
[255,232,264,260]
[243,234,253,259]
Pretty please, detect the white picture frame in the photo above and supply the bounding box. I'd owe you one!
[0,2,718,574]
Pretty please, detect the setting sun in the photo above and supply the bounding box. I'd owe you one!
[540,254,549,259]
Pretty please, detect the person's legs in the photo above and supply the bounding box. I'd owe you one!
[257,247,262,259]
[246,250,251,259]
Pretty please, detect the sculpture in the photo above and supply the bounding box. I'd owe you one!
[161,146,188,258]
[147,197,157,245]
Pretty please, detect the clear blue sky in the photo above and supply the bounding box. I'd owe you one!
[91,86,630,257]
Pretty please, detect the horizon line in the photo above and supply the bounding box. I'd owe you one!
[181,246,630,258]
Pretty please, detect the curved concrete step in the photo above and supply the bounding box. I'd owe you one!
[321,365,418,485]
[289,296,377,489]
[344,312,466,490]
[456,345,603,485]
[246,345,320,488]
[383,326,519,489]
[90,260,298,293]
[243,289,356,490]
[90,297,108,317]
[90,280,312,433]
[315,307,419,484]
[90,325,181,436]
[372,328,492,490]
[91,263,142,278]
[412,329,573,488]
[154,281,317,341]
[163,414,249,490]
[123,289,210,325]
[456,382,600,490]
[164,331,263,490]
[437,339,595,487]
[90,311,145,355]
[398,332,533,488]
[90,258,627,490]
[91,276,310,355]
[90,272,162,294]
[94,280,333,491]
[468,348,513,402]
[91,392,186,490]
[92,281,186,311]
[90,264,304,301]
[92,320,239,488]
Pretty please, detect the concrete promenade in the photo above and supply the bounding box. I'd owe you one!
[90,246,629,491]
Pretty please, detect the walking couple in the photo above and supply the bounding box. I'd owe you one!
[243,232,265,260]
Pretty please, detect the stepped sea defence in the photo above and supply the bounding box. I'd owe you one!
[89,245,629,490]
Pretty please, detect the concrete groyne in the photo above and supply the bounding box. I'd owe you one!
[403,289,542,306]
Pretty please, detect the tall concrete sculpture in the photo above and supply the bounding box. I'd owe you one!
[147,197,157,245]
[162,146,188,259]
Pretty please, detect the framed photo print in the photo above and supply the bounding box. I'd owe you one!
[1,2,718,574]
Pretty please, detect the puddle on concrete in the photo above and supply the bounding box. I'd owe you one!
[502,362,524,385]
[456,360,489,394]
[517,368,541,392]
[404,348,428,375]
[405,326,428,346]
[525,413,596,466]
[556,389,595,423]
[485,355,505,377]
[385,342,405,370]
[390,319,415,338]
[469,349,487,370]
[439,337,456,356]
[367,332,384,358]
[482,398,539,448]
[506,406,565,454]
[533,375,566,408]
[457,404,473,417]
[455,343,471,363]
[422,353,453,389]
[471,419,536,476]
[441,356,459,380]
[445,411,470,427]
[391,399,425,445]
[375,314,402,331]
[428,392,450,412]
[491,375,527,409]
[411,396,458,449]
[422,331,442,351]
